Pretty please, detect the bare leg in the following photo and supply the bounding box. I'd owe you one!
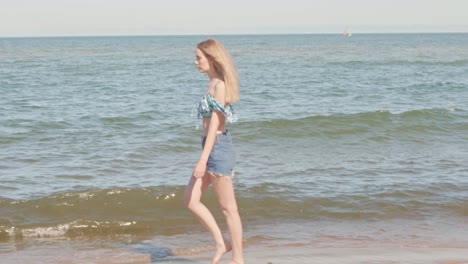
[211,175,244,264]
[184,174,230,264]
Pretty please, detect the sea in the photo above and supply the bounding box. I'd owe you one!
[1,33,468,263]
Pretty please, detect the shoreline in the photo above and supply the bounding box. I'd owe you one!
[2,241,467,264]
[2,219,468,264]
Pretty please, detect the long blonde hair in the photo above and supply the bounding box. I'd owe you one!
[197,39,239,103]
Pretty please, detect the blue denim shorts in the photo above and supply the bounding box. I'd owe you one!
[201,131,236,177]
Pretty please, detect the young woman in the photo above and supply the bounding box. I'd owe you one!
[184,39,243,264]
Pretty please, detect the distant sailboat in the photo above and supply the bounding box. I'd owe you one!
[342,27,352,37]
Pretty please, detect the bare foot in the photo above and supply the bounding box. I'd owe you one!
[211,239,232,264]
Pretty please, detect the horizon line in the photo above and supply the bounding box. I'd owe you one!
[1,31,468,39]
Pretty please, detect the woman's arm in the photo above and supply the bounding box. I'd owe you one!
[192,81,226,178]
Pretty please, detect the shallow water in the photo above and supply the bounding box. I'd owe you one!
[1,33,468,262]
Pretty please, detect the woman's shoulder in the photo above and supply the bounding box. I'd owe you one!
[213,80,226,97]
[208,79,224,94]
[213,78,225,87]
[214,80,225,91]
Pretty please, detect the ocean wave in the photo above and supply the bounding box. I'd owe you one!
[1,185,466,240]
[236,108,467,141]
[328,59,468,66]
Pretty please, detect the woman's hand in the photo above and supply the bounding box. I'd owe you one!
[192,159,207,178]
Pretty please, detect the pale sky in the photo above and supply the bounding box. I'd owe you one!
[1,0,468,37]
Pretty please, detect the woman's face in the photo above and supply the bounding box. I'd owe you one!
[195,48,211,73]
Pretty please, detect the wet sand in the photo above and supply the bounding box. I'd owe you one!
[173,245,468,264]
[1,239,467,264]
[1,220,468,263]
